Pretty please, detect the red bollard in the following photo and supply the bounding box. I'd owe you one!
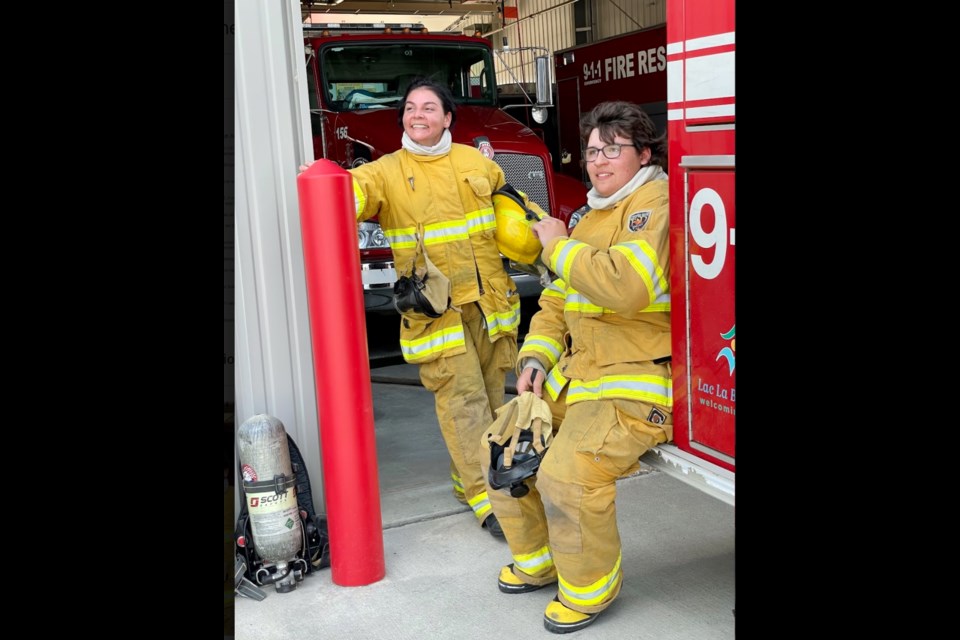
[297,159,385,586]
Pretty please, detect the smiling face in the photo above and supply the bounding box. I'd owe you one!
[584,128,650,198]
[402,87,452,147]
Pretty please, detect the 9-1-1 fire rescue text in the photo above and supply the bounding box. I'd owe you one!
[582,47,666,86]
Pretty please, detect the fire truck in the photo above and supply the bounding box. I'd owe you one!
[645,0,735,501]
[549,14,733,498]
[302,23,588,313]
[553,25,667,184]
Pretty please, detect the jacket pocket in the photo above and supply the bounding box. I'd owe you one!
[490,333,519,373]
[575,412,635,481]
[612,398,671,454]
[465,176,497,241]
[478,278,521,339]
[464,175,492,198]
[399,313,443,364]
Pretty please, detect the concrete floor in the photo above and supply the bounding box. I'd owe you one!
[227,364,735,639]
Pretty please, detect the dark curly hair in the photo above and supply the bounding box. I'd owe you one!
[579,101,666,169]
[396,77,457,130]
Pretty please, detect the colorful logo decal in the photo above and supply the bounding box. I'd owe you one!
[716,324,735,375]
[628,210,651,232]
[477,140,495,160]
[241,464,258,482]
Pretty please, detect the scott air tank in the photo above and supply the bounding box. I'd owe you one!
[236,414,304,592]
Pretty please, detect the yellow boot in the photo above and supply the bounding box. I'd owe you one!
[543,596,600,634]
[497,564,555,594]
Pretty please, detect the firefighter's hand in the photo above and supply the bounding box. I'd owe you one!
[532,216,569,246]
[516,367,545,397]
[298,160,316,175]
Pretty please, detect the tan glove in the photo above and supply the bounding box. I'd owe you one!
[513,391,553,456]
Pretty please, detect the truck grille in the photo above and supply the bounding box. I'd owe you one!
[493,153,551,214]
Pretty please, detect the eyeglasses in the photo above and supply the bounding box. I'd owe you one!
[584,143,636,162]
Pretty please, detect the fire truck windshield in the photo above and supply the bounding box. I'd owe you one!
[320,43,497,112]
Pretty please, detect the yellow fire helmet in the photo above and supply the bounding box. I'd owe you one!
[492,185,546,265]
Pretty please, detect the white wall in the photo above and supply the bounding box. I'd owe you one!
[234,0,325,514]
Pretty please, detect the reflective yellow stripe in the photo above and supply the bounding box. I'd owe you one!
[550,238,589,284]
[558,552,622,607]
[423,218,470,244]
[546,243,670,313]
[642,301,670,312]
[519,334,563,367]
[485,298,521,336]
[567,374,672,407]
[400,325,466,362]
[611,241,670,311]
[541,285,565,300]
[564,290,608,314]
[545,277,566,295]
[497,204,528,223]
[468,490,492,520]
[451,471,464,495]
[383,213,495,250]
[513,545,554,575]
[467,207,496,233]
[384,226,418,249]
[353,179,367,218]
[544,367,568,402]
[564,302,609,313]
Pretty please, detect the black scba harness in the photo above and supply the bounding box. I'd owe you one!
[234,435,330,598]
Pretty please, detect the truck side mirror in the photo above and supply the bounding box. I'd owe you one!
[533,55,551,124]
[535,56,551,106]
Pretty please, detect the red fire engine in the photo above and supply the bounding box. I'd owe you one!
[300,16,735,498]
[550,12,734,495]
[554,25,667,184]
[303,23,588,313]
[663,0,735,489]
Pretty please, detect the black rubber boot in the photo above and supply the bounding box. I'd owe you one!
[482,514,505,538]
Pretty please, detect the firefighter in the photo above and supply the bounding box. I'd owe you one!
[302,77,545,538]
[482,101,673,633]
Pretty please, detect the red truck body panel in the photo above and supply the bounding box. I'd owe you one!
[304,26,586,312]
[554,26,667,184]
[667,1,736,472]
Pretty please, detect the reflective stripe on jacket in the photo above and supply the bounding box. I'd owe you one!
[518,178,672,407]
[351,144,520,364]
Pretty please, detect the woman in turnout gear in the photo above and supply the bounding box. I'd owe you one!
[481,101,673,633]
[305,77,545,538]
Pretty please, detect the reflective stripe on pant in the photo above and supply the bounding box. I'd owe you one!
[419,302,517,525]
[487,395,671,613]
[450,460,467,504]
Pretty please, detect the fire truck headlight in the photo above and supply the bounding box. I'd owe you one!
[358,221,390,249]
